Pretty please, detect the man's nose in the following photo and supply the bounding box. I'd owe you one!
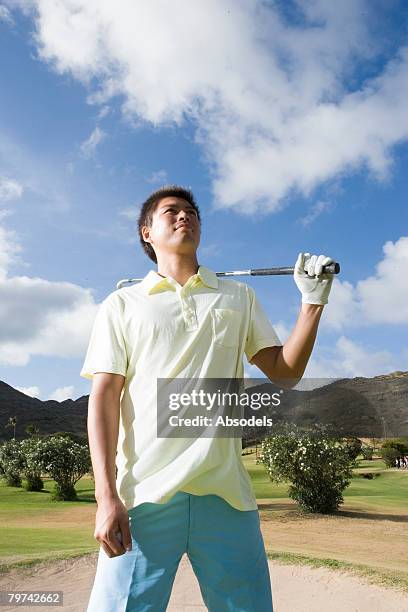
[177,211,190,222]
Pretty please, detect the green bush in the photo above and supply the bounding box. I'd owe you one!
[381,440,408,454]
[37,435,91,501]
[259,424,356,514]
[24,473,44,491]
[344,437,362,460]
[380,445,400,468]
[0,439,25,487]
[20,437,44,491]
[361,446,374,460]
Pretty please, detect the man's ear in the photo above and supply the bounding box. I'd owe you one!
[141,225,151,244]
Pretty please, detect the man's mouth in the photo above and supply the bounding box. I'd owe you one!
[175,223,191,230]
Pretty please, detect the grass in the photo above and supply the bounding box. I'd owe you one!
[0,477,97,572]
[244,452,408,510]
[265,551,408,593]
[244,449,408,591]
[0,452,407,591]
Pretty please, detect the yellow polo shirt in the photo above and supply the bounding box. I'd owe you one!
[80,265,282,511]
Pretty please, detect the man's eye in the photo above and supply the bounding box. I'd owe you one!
[164,208,196,215]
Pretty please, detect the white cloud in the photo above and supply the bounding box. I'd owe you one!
[16,385,41,398]
[97,105,110,119]
[49,385,75,401]
[0,177,23,201]
[0,130,72,213]
[356,237,408,324]
[0,4,13,25]
[14,384,77,401]
[322,278,358,331]
[304,335,399,379]
[0,209,13,221]
[79,126,106,158]
[297,200,334,227]
[0,225,23,280]
[119,203,141,221]
[0,275,98,366]
[0,223,100,366]
[245,331,400,382]
[15,1,408,211]
[146,170,168,184]
[323,236,408,330]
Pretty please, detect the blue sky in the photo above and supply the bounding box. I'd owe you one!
[0,1,407,402]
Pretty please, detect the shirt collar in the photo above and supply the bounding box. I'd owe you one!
[139,265,219,295]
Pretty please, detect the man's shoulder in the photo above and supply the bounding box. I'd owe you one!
[102,283,143,310]
[217,277,253,296]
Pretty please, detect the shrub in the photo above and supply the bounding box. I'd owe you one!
[344,437,362,460]
[361,446,374,460]
[0,439,25,486]
[381,440,408,454]
[20,438,44,491]
[380,445,400,468]
[37,436,91,501]
[260,424,356,514]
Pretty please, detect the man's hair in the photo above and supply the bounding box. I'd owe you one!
[137,185,201,263]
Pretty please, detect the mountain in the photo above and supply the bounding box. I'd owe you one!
[1,371,407,443]
[242,370,408,440]
[0,381,88,442]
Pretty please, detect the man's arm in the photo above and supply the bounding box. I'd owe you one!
[88,372,132,557]
[250,303,324,388]
[88,372,124,500]
[251,251,335,388]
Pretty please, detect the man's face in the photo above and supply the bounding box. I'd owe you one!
[142,196,201,259]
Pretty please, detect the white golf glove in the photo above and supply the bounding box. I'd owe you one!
[294,252,335,305]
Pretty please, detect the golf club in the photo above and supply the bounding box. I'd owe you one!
[116,261,340,289]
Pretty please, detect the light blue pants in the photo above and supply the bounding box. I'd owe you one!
[87,491,274,611]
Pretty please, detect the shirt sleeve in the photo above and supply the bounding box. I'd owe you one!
[245,286,282,363]
[80,297,128,380]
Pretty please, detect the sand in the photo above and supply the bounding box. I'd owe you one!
[0,553,407,612]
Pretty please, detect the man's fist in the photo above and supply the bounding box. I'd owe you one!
[294,252,335,305]
[94,497,133,558]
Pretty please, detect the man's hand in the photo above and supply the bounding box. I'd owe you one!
[94,495,133,558]
[294,252,335,305]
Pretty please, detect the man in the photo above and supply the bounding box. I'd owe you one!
[81,185,334,611]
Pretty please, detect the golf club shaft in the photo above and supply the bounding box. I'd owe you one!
[219,262,340,276]
[116,261,340,289]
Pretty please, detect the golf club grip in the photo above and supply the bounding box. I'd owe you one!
[250,262,340,276]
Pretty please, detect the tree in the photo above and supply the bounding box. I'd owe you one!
[5,416,17,439]
[344,437,362,460]
[380,440,407,468]
[0,439,25,486]
[361,446,374,460]
[38,435,91,501]
[25,423,40,437]
[20,438,44,491]
[259,424,356,514]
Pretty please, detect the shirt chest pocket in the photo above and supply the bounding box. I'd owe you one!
[210,308,241,348]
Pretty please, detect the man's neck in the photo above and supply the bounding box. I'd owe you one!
[156,254,199,287]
